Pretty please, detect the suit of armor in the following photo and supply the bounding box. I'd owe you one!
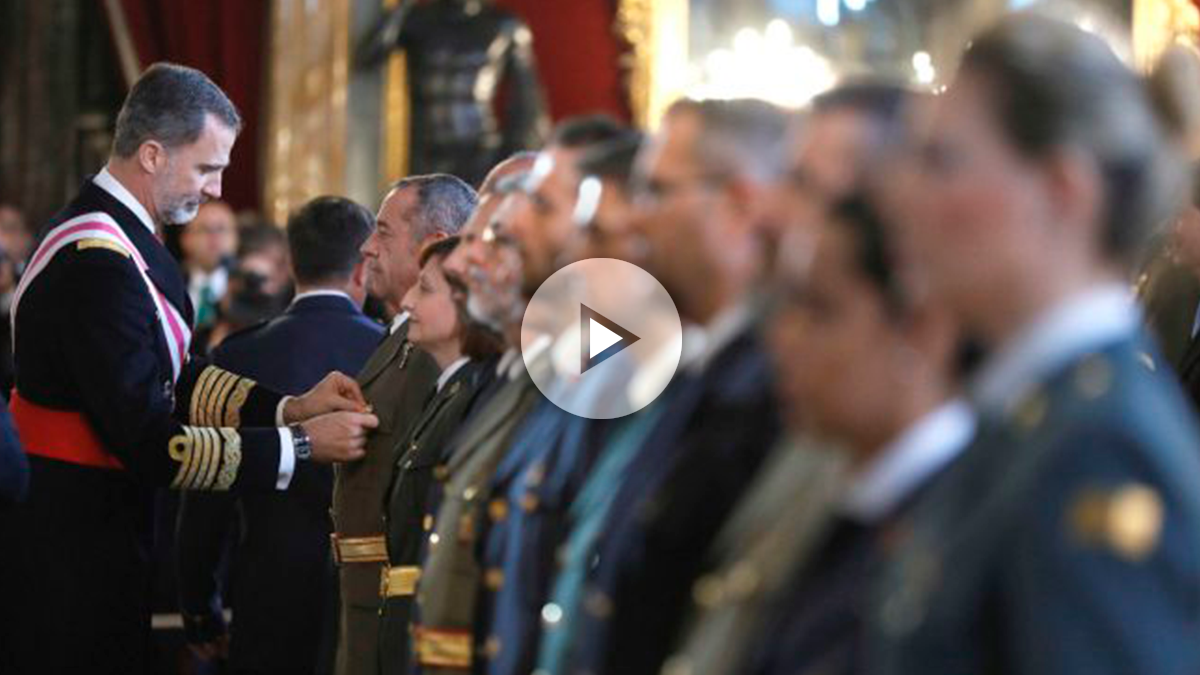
[360,0,550,186]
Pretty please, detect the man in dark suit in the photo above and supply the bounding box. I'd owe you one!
[563,99,786,675]
[176,197,385,674]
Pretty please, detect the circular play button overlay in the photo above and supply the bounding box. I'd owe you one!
[521,258,683,419]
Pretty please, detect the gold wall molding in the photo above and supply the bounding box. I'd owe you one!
[381,0,411,189]
[263,0,352,226]
[617,0,689,129]
[1134,0,1200,70]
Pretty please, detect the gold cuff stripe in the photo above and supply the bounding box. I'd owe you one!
[184,428,215,490]
[190,368,215,424]
[414,628,473,668]
[225,378,254,428]
[380,566,422,598]
[215,428,241,491]
[192,367,226,426]
[199,428,224,490]
[176,427,202,489]
[205,371,237,427]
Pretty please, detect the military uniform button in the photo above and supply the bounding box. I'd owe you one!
[541,602,563,626]
[434,464,450,482]
[584,589,614,618]
[463,486,478,501]
[521,493,539,512]
[485,568,505,590]
[423,514,434,531]
[488,498,509,521]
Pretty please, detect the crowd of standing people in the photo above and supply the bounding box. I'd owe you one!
[5,11,1200,675]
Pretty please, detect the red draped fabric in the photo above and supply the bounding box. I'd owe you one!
[111,0,268,213]
[495,0,632,122]
[107,1,628,212]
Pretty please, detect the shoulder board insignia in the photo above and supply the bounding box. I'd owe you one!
[76,238,131,258]
[1068,483,1163,563]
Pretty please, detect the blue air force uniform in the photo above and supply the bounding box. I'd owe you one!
[567,304,782,675]
[0,171,300,675]
[176,291,384,672]
[866,286,1200,675]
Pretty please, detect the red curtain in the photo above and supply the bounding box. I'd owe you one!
[111,0,268,213]
[495,0,631,122]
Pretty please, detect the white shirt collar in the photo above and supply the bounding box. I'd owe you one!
[389,311,410,335]
[839,400,976,523]
[688,301,755,374]
[971,284,1139,415]
[436,356,471,392]
[292,289,354,306]
[93,167,156,234]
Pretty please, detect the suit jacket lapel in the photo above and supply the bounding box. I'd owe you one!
[358,323,410,387]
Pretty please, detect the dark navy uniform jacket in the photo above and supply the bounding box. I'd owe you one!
[867,292,1200,675]
[568,319,781,675]
[176,292,383,671]
[0,177,296,675]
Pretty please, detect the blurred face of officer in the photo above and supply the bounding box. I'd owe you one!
[765,109,887,277]
[632,109,762,322]
[443,192,524,333]
[362,185,425,309]
[894,74,1054,334]
[508,147,583,298]
[181,201,238,272]
[767,219,896,438]
[565,177,644,265]
[401,256,462,359]
[151,114,236,226]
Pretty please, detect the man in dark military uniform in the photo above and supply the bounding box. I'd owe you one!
[0,63,377,675]
[330,173,476,675]
[176,197,386,674]
[563,99,786,675]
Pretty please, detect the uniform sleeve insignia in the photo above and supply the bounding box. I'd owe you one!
[190,366,256,428]
[76,238,131,257]
[1068,483,1164,562]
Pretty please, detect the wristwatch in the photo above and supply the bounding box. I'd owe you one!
[289,424,313,461]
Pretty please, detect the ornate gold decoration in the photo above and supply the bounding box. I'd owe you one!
[225,378,255,428]
[1069,483,1164,562]
[264,0,352,226]
[414,627,474,668]
[616,0,689,129]
[381,0,410,187]
[76,238,130,257]
[215,428,243,491]
[1134,0,1200,70]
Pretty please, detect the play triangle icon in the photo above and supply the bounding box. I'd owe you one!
[580,303,640,374]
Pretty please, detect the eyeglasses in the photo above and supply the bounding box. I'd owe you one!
[630,171,729,208]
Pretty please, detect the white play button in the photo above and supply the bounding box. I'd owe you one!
[521,258,683,420]
[590,319,621,358]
